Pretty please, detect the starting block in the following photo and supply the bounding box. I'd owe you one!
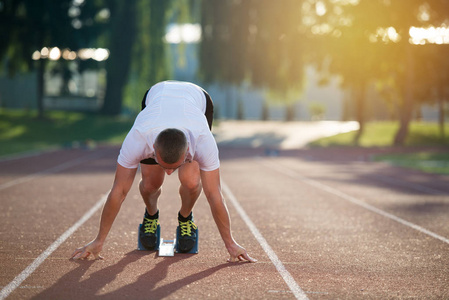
[158,237,176,256]
[137,224,198,255]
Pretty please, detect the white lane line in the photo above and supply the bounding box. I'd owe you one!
[222,181,309,300]
[261,160,449,245]
[0,151,107,191]
[0,193,108,300]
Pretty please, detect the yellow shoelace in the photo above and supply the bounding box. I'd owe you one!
[179,220,197,236]
[143,218,159,234]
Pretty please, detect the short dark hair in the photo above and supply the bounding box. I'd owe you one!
[154,128,187,164]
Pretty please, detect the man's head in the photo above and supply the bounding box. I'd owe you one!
[154,128,188,168]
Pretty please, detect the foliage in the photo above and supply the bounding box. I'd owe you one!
[309,121,449,148]
[373,152,449,175]
[123,0,175,113]
[0,0,109,117]
[0,0,176,116]
[2,0,449,145]
[0,109,134,157]
[1,0,77,75]
[308,103,326,120]
[199,0,307,97]
[300,0,449,145]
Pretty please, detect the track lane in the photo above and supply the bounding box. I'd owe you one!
[1,148,291,299]
[1,146,448,299]
[268,157,449,239]
[219,154,449,299]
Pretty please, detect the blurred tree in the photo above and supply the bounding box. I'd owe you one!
[0,0,107,118]
[92,0,176,115]
[300,0,390,143]
[379,0,449,145]
[309,102,326,120]
[413,44,449,140]
[100,0,137,115]
[302,0,449,145]
[0,0,176,116]
[1,0,75,117]
[122,0,177,114]
[199,0,307,120]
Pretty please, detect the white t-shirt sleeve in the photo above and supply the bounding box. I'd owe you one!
[117,127,147,169]
[195,132,220,171]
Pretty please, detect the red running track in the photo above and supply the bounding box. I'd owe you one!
[0,145,448,299]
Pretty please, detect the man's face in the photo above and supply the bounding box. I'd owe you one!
[154,150,188,175]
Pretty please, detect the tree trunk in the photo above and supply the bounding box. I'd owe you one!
[438,97,445,139]
[37,58,45,119]
[101,1,137,115]
[285,103,295,121]
[394,46,414,146]
[237,99,244,120]
[353,81,366,145]
[261,100,269,121]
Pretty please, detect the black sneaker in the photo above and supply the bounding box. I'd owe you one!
[177,217,198,253]
[139,213,160,250]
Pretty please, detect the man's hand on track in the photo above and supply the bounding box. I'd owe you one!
[71,239,104,260]
[226,243,257,263]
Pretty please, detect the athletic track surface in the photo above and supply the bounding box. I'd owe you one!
[0,123,448,299]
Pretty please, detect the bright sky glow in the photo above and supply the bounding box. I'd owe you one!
[165,23,202,44]
[49,47,61,60]
[32,47,109,61]
[316,1,327,16]
[409,26,449,45]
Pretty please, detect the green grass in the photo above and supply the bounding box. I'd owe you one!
[2,111,448,175]
[309,121,449,174]
[310,121,449,148]
[0,109,135,157]
[373,152,449,175]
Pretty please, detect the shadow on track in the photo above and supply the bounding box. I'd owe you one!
[32,250,241,299]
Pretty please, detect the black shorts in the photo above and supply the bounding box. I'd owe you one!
[139,88,214,165]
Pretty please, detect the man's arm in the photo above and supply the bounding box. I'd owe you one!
[71,163,137,260]
[200,168,256,263]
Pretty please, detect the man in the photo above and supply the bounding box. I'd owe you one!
[71,81,256,263]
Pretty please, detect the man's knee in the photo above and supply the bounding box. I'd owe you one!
[180,177,201,192]
[139,178,163,195]
[178,161,201,192]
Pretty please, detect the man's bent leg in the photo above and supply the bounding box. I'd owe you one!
[178,161,202,217]
[138,164,165,250]
[177,161,201,252]
[139,164,165,215]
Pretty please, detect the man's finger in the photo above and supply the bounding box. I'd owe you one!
[71,248,83,259]
[93,253,104,260]
[71,250,83,260]
[240,252,257,263]
[227,255,237,263]
[73,250,90,260]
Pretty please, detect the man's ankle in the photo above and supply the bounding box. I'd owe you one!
[145,209,159,219]
[178,211,192,222]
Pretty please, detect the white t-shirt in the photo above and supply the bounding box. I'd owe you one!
[117,81,220,171]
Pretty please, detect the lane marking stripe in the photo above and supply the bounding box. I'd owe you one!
[0,194,107,300]
[261,160,449,245]
[222,181,309,300]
